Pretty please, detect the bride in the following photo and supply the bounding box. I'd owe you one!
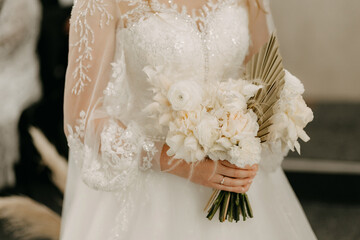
[61,0,317,239]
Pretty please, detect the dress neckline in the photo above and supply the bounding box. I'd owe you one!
[149,0,239,33]
[121,0,242,34]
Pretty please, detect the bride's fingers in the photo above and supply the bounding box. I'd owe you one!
[219,161,236,169]
[213,175,253,187]
[211,180,253,194]
[211,183,247,194]
[220,161,258,171]
[244,184,251,192]
[220,160,245,169]
[217,164,257,179]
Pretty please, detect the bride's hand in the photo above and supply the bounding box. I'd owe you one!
[160,144,258,194]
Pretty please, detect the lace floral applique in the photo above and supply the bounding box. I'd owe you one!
[103,51,131,118]
[139,140,158,170]
[71,0,114,95]
[146,0,241,32]
[80,120,141,191]
[67,110,86,166]
[67,110,160,191]
[123,1,149,23]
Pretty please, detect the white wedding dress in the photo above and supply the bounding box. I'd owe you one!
[61,0,317,239]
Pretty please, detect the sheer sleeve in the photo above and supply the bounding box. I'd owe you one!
[244,0,272,63]
[64,0,163,192]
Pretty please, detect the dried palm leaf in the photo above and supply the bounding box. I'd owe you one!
[245,33,285,143]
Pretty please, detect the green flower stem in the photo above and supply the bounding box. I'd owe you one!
[218,197,224,222]
[240,194,247,221]
[235,193,241,222]
[244,193,253,218]
[206,191,225,220]
[219,192,230,222]
[206,191,254,222]
[228,193,234,222]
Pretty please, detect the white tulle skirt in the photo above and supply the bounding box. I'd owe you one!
[60,152,317,240]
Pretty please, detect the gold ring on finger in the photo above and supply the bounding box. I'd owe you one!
[220,176,225,185]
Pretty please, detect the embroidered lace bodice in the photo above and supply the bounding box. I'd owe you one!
[65,0,273,192]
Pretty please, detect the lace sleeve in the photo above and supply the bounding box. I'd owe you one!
[64,0,163,192]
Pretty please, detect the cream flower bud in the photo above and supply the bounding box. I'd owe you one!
[167,81,203,111]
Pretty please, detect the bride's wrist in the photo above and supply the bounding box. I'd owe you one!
[160,144,176,172]
[160,144,189,177]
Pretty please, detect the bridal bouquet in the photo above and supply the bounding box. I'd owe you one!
[143,34,313,222]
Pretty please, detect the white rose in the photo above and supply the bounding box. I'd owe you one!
[167,80,203,111]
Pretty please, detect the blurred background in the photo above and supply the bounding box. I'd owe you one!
[0,0,359,239]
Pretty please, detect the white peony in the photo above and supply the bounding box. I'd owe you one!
[195,114,220,151]
[166,133,205,163]
[167,80,204,111]
[217,79,262,111]
[269,70,314,154]
[166,110,205,163]
[220,110,259,142]
[283,70,305,95]
[228,137,261,167]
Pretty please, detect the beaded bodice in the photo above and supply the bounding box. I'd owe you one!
[115,0,249,136]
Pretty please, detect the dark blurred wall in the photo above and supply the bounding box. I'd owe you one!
[16,0,71,188]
